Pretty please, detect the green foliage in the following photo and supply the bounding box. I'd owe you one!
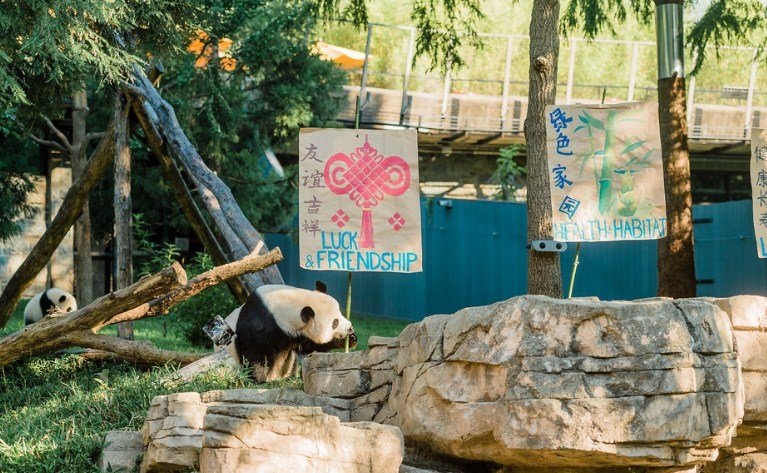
[561,0,654,38]
[411,0,484,72]
[316,0,484,74]
[489,145,526,201]
[560,0,767,77]
[0,115,37,241]
[0,299,407,472]
[687,0,767,74]
[0,0,198,118]
[168,252,239,349]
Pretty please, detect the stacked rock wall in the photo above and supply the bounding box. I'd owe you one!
[104,388,404,473]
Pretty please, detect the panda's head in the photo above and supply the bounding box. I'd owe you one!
[46,288,77,314]
[258,281,354,345]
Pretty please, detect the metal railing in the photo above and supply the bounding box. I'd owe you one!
[332,23,761,141]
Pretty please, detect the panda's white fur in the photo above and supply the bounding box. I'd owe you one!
[258,284,352,344]
[23,288,78,325]
[231,282,354,382]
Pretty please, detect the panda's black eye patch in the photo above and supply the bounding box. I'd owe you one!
[66,307,72,312]
[59,295,67,303]
[332,318,339,329]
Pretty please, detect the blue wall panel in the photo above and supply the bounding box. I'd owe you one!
[265,198,767,321]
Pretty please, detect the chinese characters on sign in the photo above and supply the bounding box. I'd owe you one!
[750,129,767,258]
[298,129,422,272]
[545,102,667,242]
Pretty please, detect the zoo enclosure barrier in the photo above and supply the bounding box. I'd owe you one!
[266,198,765,321]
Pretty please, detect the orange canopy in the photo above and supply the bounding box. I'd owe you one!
[314,41,369,70]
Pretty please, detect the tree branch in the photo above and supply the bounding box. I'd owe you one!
[41,115,73,153]
[102,244,279,328]
[29,134,68,154]
[83,131,106,148]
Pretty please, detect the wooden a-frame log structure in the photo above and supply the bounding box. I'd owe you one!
[0,63,285,365]
[0,64,281,328]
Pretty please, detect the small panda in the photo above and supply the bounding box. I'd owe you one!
[228,281,356,382]
[23,288,78,325]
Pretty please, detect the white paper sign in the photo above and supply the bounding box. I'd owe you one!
[546,102,667,242]
[751,128,767,258]
[298,129,422,272]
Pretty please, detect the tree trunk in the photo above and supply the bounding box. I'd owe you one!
[655,0,696,298]
[525,0,563,297]
[114,94,135,339]
[65,332,203,366]
[657,75,696,297]
[71,90,94,306]
[0,120,115,327]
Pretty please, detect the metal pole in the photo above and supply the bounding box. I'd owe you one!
[565,38,577,104]
[686,51,697,138]
[627,42,640,101]
[745,48,759,139]
[400,27,416,125]
[359,24,373,111]
[567,88,605,299]
[441,63,452,117]
[344,271,352,352]
[500,35,514,130]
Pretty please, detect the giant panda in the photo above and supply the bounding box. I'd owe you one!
[23,288,78,325]
[228,281,356,382]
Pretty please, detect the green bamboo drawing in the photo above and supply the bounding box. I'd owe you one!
[573,109,654,218]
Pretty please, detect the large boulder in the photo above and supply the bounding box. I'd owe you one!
[700,296,767,473]
[134,388,403,473]
[303,295,745,471]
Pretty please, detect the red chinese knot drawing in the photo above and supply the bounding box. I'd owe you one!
[324,137,411,248]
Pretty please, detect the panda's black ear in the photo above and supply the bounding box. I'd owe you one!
[315,280,327,294]
[300,306,315,324]
[59,295,67,303]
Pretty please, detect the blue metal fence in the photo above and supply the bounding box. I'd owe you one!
[265,198,766,321]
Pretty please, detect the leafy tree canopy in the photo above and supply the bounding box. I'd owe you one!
[561,0,767,73]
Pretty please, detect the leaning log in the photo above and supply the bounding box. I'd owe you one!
[129,96,248,303]
[0,119,116,328]
[126,66,284,288]
[0,263,186,366]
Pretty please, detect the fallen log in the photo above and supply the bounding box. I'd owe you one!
[0,246,281,367]
[65,333,203,366]
[102,244,278,328]
[0,263,186,366]
[0,119,116,328]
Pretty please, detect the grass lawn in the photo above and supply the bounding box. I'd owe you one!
[0,301,410,473]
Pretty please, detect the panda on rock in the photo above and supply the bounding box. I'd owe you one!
[227,280,356,383]
[23,288,78,325]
